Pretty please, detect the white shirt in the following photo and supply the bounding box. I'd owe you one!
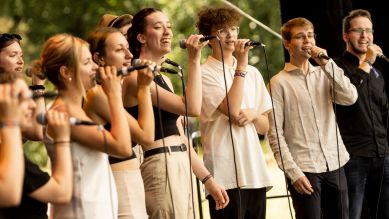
[200,56,273,192]
[45,129,118,219]
[267,60,357,183]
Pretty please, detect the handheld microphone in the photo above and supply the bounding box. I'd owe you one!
[317,52,330,60]
[31,91,58,99]
[245,40,266,47]
[133,59,179,74]
[378,53,389,62]
[36,112,97,126]
[96,65,148,84]
[179,35,216,49]
[164,58,181,68]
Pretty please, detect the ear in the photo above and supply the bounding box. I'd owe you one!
[93,52,105,66]
[283,39,290,51]
[342,32,349,43]
[137,33,146,44]
[59,66,71,81]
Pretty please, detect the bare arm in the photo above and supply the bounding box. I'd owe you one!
[29,110,72,203]
[217,39,251,119]
[0,82,27,206]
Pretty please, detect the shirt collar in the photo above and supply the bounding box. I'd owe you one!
[283,62,317,75]
[206,56,237,71]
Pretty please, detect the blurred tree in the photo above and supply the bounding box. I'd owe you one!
[0,0,284,167]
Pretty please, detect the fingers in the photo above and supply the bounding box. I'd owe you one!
[293,177,314,195]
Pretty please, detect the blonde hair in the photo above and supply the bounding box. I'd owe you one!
[38,33,88,95]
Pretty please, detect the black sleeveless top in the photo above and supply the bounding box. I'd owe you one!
[104,123,136,164]
[126,74,180,141]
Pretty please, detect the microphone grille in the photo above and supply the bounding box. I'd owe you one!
[36,112,46,125]
[179,39,187,49]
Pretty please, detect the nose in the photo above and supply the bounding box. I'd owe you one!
[18,56,24,65]
[125,48,133,59]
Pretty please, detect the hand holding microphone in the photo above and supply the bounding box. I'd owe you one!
[179,35,216,49]
[310,46,330,65]
[36,112,97,126]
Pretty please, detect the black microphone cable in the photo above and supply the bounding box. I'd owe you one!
[98,125,116,219]
[217,39,242,219]
[262,46,294,219]
[151,68,176,218]
[330,61,344,219]
[164,58,197,219]
[374,65,389,219]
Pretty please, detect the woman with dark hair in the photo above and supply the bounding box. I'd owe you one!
[126,8,229,219]
[86,26,154,219]
[38,33,132,219]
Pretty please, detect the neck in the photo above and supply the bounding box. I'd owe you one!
[290,57,310,74]
[211,49,234,67]
[58,87,83,108]
[347,48,366,62]
[140,47,166,64]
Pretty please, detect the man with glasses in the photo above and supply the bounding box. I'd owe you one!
[334,9,389,219]
[196,6,273,219]
[267,17,357,219]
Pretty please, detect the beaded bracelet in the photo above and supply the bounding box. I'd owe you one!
[0,121,20,128]
[234,70,248,78]
[201,174,213,184]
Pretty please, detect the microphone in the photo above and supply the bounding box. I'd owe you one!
[179,35,216,49]
[31,91,58,99]
[164,58,181,68]
[96,65,148,84]
[133,59,179,74]
[154,66,179,74]
[378,53,389,62]
[36,112,97,126]
[317,52,330,60]
[245,40,266,47]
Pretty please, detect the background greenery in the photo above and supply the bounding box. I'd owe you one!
[1,0,284,167]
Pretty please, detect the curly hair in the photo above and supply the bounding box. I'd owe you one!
[196,6,241,36]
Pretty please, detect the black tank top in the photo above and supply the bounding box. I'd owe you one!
[126,74,179,141]
[104,123,136,164]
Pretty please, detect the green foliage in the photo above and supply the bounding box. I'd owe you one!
[1,0,284,167]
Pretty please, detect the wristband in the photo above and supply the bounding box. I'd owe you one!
[201,174,213,184]
[29,85,45,91]
[234,70,247,78]
[0,121,20,128]
[54,140,71,145]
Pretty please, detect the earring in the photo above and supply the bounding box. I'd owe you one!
[68,77,72,82]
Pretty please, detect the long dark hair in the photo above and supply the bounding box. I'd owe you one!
[127,8,161,59]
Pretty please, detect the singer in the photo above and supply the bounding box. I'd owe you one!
[335,9,389,219]
[37,34,133,219]
[127,8,228,219]
[267,17,357,219]
[86,24,155,219]
[197,6,272,219]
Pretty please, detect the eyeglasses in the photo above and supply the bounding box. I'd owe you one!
[291,33,316,41]
[216,26,240,37]
[0,33,22,42]
[348,28,374,35]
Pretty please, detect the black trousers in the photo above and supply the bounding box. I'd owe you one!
[288,167,349,219]
[208,187,266,219]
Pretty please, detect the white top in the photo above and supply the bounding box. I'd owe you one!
[200,56,273,192]
[44,127,118,219]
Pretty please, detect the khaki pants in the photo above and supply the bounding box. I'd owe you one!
[113,169,148,219]
[141,150,193,219]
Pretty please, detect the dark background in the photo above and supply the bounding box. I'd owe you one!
[279,0,388,62]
